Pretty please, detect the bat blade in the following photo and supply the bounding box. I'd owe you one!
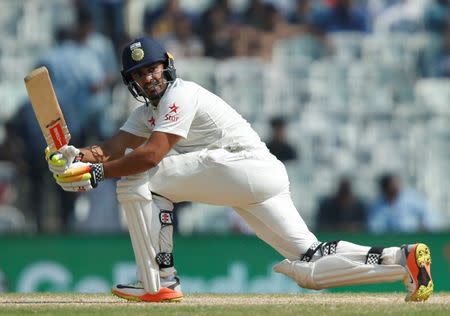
[24,66,71,152]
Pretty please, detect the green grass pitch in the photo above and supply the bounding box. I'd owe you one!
[0,293,449,315]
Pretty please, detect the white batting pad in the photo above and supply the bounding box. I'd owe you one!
[273,255,406,290]
[117,176,160,293]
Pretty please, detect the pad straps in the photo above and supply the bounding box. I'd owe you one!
[156,253,174,268]
[301,242,384,265]
[365,247,384,264]
[156,210,174,269]
[301,241,340,262]
[301,241,322,262]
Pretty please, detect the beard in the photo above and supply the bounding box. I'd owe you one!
[138,79,166,100]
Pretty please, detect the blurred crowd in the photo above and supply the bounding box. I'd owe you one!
[0,0,449,235]
[262,116,441,235]
[145,0,450,73]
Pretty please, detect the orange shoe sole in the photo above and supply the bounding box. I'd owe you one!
[112,287,183,302]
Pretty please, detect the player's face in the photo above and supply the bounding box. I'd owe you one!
[131,63,167,99]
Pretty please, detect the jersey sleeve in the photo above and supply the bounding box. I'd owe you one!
[120,105,152,138]
[153,83,198,139]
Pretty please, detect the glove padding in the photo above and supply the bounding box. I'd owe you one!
[54,162,104,192]
[45,145,81,174]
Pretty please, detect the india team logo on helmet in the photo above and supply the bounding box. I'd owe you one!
[129,41,145,61]
[131,48,144,61]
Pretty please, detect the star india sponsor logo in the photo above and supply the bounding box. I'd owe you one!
[165,103,179,122]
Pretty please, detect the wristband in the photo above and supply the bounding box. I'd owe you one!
[90,163,104,187]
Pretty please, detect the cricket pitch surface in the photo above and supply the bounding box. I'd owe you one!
[0,293,449,315]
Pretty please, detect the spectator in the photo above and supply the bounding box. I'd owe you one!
[200,1,237,59]
[373,0,426,33]
[366,0,403,31]
[40,18,110,141]
[288,0,315,25]
[369,173,441,233]
[262,3,301,37]
[424,0,450,33]
[312,0,367,32]
[0,120,28,229]
[434,28,450,77]
[75,7,120,139]
[234,0,267,58]
[9,100,44,233]
[0,120,26,174]
[258,3,304,60]
[18,17,113,232]
[143,0,185,41]
[14,27,81,233]
[163,15,204,58]
[420,27,450,77]
[74,0,125,49]
[39,28,84,138]
[265,116,298,162]
[233,25,263,58]
[211,0,314,61]
[316,177,367,232]
[242,0,267,30]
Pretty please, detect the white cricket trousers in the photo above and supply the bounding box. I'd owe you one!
[146,147,318,260]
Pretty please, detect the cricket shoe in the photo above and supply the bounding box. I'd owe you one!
[112,277,183,302]
[401,243,433,302]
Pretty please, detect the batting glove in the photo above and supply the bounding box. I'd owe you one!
[53,162,104,192]
[45,145,83,174]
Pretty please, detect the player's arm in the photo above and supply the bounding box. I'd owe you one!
[103,131,181,178]
[54,131,181,192]
[79,130,147,163]
[46,130,146,174]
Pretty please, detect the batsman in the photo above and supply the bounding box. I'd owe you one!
[46,37,433,302]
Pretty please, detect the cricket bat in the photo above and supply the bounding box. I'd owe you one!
[24,66,71,152]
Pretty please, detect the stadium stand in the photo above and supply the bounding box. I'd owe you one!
[0,0,448,233]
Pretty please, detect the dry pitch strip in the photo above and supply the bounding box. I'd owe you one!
[0,293,449,315]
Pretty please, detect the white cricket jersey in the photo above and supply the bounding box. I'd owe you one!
[120,78,267,154]
[117,78,320,262]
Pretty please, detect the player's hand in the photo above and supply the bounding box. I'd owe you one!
[53,162,104,192]
[45,145,82,174]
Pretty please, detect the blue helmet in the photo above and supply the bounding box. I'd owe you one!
[121,37,176,93]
